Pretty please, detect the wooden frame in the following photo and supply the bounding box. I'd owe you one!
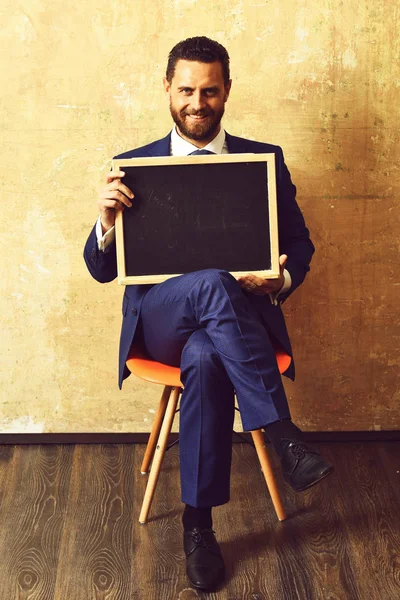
[113,153,279,285]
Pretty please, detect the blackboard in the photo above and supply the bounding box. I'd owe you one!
[113,153,279,285]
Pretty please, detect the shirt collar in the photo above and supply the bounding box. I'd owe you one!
[170,126,226,156]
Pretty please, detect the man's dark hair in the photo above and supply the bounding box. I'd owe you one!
[166,36,230,84]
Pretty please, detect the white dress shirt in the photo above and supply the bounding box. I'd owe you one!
[96,126,291,300]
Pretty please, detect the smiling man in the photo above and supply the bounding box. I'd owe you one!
[84,36,334,592]
[165,58,230,143]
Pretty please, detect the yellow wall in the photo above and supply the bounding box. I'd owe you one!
[2,0,399,433]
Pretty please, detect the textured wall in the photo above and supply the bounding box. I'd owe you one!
[1,0,399,433]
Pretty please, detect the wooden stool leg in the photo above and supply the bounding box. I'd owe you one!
[139,387,181,524]
[250,429,287,521]
[140,386,172,474]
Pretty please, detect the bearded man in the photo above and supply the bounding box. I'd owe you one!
[84,36,333,592]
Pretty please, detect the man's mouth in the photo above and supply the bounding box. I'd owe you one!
[184,113,210,121]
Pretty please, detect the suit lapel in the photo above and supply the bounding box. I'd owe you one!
[147,133,171,157]
[225,132,253,154]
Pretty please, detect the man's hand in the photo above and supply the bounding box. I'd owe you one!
[98,171,134,233]
[237,254,288,296]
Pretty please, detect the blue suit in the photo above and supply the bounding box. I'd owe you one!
[84,131,314,507]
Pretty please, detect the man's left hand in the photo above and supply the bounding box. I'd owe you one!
[237,254,288,296]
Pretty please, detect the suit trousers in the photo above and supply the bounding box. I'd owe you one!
[136,268,291,507]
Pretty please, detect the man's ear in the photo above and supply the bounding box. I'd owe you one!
[163,77,171,95]
[224,79,232,103]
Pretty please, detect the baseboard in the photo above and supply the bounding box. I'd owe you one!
[0,430,399,445]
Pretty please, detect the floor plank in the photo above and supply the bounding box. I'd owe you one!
[0,445,74,600]
[54,444,135,600]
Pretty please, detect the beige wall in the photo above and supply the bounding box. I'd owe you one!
[1,0,399,433]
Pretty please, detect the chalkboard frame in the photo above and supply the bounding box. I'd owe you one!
[113,153,279,285]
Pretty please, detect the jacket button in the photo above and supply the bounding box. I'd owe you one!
[131,308,138,316]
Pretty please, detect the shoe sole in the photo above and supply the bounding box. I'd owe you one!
[291,466,334,492]
[190,581,223,592]
[187,569,225,591]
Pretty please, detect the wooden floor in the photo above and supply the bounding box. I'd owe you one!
[0,442,399,600]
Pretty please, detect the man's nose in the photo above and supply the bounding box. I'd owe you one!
[190,91,206,112]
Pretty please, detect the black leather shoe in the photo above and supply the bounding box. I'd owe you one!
[183,527,225,590]
[281,439,334,492]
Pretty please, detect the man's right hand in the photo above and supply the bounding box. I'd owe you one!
[98,171,134,233]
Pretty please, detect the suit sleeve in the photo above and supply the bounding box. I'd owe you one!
[275,146,315,301]
[83,222,118,283]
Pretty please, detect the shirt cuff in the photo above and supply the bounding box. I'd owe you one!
[96,216,115,251]
[269,269,292,305]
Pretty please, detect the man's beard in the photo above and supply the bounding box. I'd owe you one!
[169,102,225,141]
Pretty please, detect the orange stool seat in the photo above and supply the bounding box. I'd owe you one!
[127,347,291,524]
[127,349,290,388]
[127,354,182,388]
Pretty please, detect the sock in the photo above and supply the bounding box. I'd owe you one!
[264,418,304,457]
[182,504,213,531]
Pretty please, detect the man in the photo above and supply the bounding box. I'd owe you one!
[84,36,333,591]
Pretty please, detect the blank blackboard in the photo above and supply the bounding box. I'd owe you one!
[113,153,279,285]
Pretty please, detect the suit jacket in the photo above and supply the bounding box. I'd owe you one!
[84,132,315,388]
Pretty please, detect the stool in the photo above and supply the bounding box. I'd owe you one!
[127,349,291,524]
